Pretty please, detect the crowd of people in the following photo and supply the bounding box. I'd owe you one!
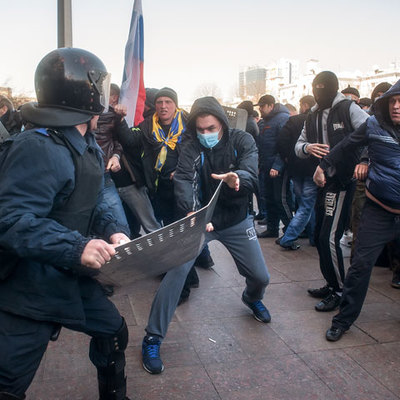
[0,47,399,399]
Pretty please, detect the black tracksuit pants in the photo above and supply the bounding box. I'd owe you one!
[333,199,400,330]
[314,179,355,292]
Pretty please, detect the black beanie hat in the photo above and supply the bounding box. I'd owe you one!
[154,87,178,107]
[145,88,159,108]
[312,71,339,109]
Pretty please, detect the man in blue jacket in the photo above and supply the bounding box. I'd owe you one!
[0,48,131,400]
[255,95,291,237]
[313,79,400,342]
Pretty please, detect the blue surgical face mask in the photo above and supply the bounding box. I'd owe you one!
[196,130,220,148]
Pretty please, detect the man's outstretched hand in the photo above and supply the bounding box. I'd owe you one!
[211,172,240,191]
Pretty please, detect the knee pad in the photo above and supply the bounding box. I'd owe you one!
[93,318,129,357]
[94,319,129,399]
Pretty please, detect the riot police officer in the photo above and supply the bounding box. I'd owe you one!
[0,48,131,400]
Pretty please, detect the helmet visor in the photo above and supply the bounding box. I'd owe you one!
[100,72,111,113]
[88,70,111,113]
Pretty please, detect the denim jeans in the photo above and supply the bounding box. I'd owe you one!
[103,173,130,232]
[280,176,317,246]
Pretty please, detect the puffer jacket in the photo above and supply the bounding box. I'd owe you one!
[320,80,400,209]
[256,103,290,172]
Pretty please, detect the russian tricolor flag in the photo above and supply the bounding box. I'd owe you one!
[120,0,145,127]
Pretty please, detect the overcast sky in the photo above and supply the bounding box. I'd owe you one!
[1,0,399,104]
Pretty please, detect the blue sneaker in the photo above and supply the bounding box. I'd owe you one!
[142,335,164,374]
[242,293,271,323]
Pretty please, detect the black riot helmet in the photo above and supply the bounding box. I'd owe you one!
[21,48,111,127]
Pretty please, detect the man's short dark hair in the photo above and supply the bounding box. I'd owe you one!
[0,95,14,112]
[255,94,275,107]
[341,86,360,98]
[371,82,392,103]
[299,95,316,109]
[237,100,254,116]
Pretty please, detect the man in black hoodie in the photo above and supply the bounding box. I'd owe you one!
[314,79,400,341]
[141,97,271,375]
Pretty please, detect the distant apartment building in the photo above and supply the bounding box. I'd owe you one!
[239,59,300,102]
[238,66,267,99]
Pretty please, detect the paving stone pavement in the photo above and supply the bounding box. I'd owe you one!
[27,236,400,400]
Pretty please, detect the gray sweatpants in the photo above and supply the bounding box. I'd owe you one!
[145,215,270,339]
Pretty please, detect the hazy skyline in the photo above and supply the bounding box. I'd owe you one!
[1,0,399,104]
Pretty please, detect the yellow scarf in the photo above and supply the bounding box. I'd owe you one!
[152,109,185,171]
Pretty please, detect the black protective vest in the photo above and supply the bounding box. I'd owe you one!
[305,100,359,185]
[0,129,103,281]
[305,99,354,147]
[47,129,103,236]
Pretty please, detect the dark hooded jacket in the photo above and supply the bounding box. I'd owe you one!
[174,97,258,230]
[257,103,290,172]
[115,110,189,197]
[0,109,23,135]
[320,80,400,210]
[277,111,318,177]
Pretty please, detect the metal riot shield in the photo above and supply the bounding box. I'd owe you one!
[222,106,247,131]
[99,182,222,287]
[0,121,10,144]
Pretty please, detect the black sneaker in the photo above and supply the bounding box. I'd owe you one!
[326,325,347,341]
[307,284,332,298]
[279,241,300,250]
[315,293,341,312]
[142,335,164,374]
[391,272,400,289]
[242,293,271,323]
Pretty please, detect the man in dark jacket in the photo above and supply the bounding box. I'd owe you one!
[116,88,213,300]
[0,96,22,135]
[313,79,400,341]
[94,83,130,232]
[97,84,160,235]
[277,95,317,250]
[295,71,369,312]
[140,96,271,375]
[0,48,131,400]
[237,100,259,140]
[255,95,291,237]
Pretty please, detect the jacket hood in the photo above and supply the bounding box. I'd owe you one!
[263,103,290,121]
[372,79,400,126]
[187,97,230,134]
